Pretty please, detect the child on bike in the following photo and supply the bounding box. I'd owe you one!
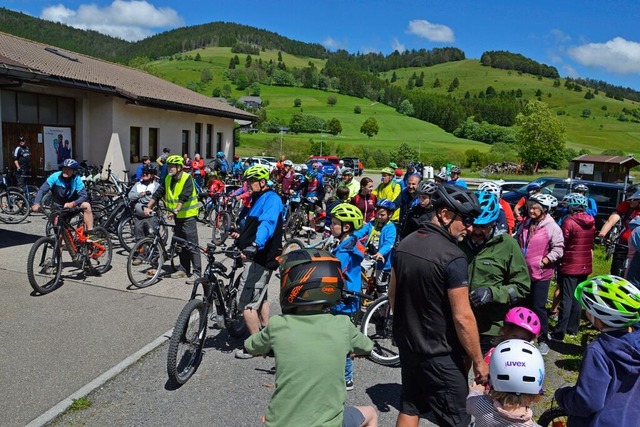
[243,249,378,427]
[467,339,545,426]
[329,203,367,391]
[555,275,640,426]
[353,199,397,292]
[128,164,160,242]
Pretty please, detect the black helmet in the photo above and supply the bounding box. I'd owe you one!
[142,164,157,175]
[278,249,344,314]
[432,184,481,217]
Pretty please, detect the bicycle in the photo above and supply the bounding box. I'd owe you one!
[283,198,324,242]
[0,169,30,224]
[537,398,567,426]
[27,207,113,294]
[282,231,336,255]
[166,241,246,385]
[601,219,622,261]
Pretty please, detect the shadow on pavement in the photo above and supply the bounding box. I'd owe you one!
[0,228,41,249]
[366,382,401,413]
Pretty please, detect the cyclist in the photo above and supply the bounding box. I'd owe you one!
[243,249,378,427]
[299,170,325,227]
[393,169,406,191]
[277,159,295,195]
[231,154,243,180]
[13,135,31,187]
[329,203,367,391]
[156,147,171,180]
[32,158,95,238]
[434,171,447,184]
[394,174,420,232]
[213,151,229,177]
[461,191,530,354]
[390,183,487,427]
[337,168,360,199]
[555,275,640,426]
[353,199,397,292]
[232,165,283,359]
[134,156,151,182]
[128,164,160,242]
[477,181,515,234]
[572,183,598,218]
[398,180,436,239]
[351,177,377,223]
[191,153,205,187]
[447,166,468,188]
[513,183,542,224]
[372,167,401,222]
[145,154,201,283]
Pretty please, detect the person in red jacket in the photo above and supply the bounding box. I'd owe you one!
[551,193,596,341]
[192,153,205,187]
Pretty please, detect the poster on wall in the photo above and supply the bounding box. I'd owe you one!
[43,127,73,171]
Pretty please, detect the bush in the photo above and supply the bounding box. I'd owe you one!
[354,105,362,114]
[293,98,302,107]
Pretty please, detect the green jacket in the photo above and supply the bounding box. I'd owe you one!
[461,232,531,337]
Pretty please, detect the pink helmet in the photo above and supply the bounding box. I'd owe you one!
[504,307,541,336]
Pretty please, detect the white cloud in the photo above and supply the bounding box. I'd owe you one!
[391,38,405,53]
[407,19,454,43]
[568,37,640,74]
[549,29,571,44]
[40,1,183,41]
[322,37,344,50]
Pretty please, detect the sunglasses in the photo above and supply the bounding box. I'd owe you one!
[456,214,475,226]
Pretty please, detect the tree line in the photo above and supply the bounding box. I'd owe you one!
[480,50,560,78]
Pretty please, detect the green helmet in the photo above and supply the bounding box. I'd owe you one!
[166,155,184,166]
[243,165,270,181]
[575,275,640,328]
[381,167,395,175]
[278,248,344,314]
[331,203,363,230]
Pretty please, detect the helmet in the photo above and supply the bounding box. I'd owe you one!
[504,307,541,337]
[477,181,502,198]
[417,181,438,196]
[62,158,79,169]
[563,192,588,208]
[388,162,398,169]
[243,165,270,181]
[628,190,640,201]
[216,151,225,158]
[450,166,461,174]
[331,203,363,230]
[575,275,640,328]
[625,184,640,197]
[529,193,558,210]
[342,168,354,176]
[526,183,541,193]
[300,164,308,171]
[306,171,318,180]
[474,191,501,225]
[294,165,302,173]
[394,169,403,177]
[293,172,303,180]
[573,183,589,193]
[432,184,481,217]
[407,162,415,169]
[435,171,447,181]
[234,154,240,160]
[381,167,395,175]
[278,248,344,313]
[489,339,545,395]
[142,164,157,175]
[376,199,397,212]
[166,155,184,166]
[283,160,293,167]
[339,160,344,165]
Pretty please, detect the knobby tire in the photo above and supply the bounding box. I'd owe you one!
[167,299,206,385]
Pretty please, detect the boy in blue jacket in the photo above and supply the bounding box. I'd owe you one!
[329,203,366,391]
[555,275,640,426]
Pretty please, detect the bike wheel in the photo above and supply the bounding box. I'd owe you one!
[360,296,400,366]
[225,277,247,338]
[116,214,136,252]
[27,237,63,294]
[40,192,53,217]
[284,212,304,241]
[282,238,305,255]
[0,191,29,224]
[212,211,231,245]
[167,298,206,385]
[537,407,568,427]
[85,226,112,274]
[127,237,164,288]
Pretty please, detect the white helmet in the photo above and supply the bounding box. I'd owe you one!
[529,193,558,210]
[339,160,344,165]
[490,339,545,395]
[478,181,502,198]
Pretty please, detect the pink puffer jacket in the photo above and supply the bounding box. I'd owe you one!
[517,214,564,281]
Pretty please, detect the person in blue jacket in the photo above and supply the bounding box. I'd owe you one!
[354,199,398,291]
[329,203,366,391]
[572,183,597,218]
[231,165,284,359]
[555,275,640,426]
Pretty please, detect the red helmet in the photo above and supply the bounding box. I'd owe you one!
[234,154,240,160]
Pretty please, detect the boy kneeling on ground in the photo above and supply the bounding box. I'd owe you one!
[243,248,378,427]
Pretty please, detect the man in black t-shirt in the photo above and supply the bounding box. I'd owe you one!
[13,136,31,186]
[390,184,488,427]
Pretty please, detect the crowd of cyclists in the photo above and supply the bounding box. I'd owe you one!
[13,143,640,426]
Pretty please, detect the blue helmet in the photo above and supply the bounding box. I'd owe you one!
[306,171,318,180]
[62,158,79,169]
[216,151,225,158]
[563,192,588,208]
[376,199,397,212]
[474,191,501,225]
[527,183,541,193]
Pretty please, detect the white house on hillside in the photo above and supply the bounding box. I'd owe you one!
[0,32,255,178]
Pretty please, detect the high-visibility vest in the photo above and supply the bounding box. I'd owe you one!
[164,172,198,219]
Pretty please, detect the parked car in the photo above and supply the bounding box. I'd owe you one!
[240,157,276,169]
[252,156,278,168]
[502,177,625,228]
[306,159,337,176]
[308,155,340,167]
[341,157,362,176]
[491,179,529,194]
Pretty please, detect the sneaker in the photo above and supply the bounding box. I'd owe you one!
[345,380,354,391]
[537,342,550,356]
[168,270,188,279]
[185,274,201,285]
[131,258,143,266]
[85,232,99,243]
[235,348,254,359]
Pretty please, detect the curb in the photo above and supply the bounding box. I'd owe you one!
[26,328,174,427]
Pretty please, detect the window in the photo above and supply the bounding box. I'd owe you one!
[130,126,141,162]
[149,128,158,160]
[181,130,189,155]
[1,91,16,122]
[216,132,223,154]
[194,123,202,157]
[38,95,57,124]
[206,124,213,158]
[17,92,38,123]
[2,90,75,125]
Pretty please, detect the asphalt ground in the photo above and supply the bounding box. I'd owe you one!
[0,213,437,426]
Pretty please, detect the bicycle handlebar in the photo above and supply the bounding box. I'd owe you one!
[342,289,374,301]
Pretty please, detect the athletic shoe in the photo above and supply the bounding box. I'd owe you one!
[168,270,188,279]
[185,274,201,285]
[131,258,143,266]
[537,342,549,356]
[235,348,254,359]
[345,380,354,391]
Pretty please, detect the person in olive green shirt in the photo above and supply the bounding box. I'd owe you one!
[461,191,531,354]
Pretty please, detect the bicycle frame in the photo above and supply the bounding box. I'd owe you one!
[50,208,107,263]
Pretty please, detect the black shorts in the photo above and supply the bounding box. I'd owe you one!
[398,350,470,427]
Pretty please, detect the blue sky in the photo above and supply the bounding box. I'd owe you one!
[9,0,640,90]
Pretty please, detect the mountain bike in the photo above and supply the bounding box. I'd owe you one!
[283,198,324,242]
[27,207,113,294]
[166,241,246,385]
[0,169,30,224]
[602,219,622,261]
[537,398,567,426]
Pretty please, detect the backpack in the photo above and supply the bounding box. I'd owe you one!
[218,159,229,174]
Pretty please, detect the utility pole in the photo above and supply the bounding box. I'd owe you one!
[279,127,284,156]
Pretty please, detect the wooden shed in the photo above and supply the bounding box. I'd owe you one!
[569,154,639,183]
